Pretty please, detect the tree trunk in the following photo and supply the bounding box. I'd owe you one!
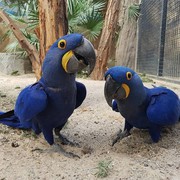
[91,0,120,80]
[38,0,68,64]
[0,10,41,80]
[115,0,139,69]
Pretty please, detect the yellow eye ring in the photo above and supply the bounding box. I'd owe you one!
[126,72,132,80]
[58,39,66,49]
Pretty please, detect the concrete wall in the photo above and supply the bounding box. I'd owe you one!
[0,53,32,75]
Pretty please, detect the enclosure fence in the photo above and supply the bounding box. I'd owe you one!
[137,0,180,83]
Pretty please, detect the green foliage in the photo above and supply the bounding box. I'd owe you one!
[2,0,37,17]
[1,0,105,55]
[128,4,140,21]
[27,8,39,30]
[0,28,12,42]
[11,70,20,75]
[68,0,106,41]
[139,73,154,83]
[4,41,19,52]
[95,160,112,178]
[77,69,89,78]
[23,30,39,50]
[0,0,39,56]
[3,30,39,57]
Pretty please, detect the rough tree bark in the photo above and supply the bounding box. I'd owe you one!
[91,0,120,80]
[0,10,41,80]
[38,0,68,63]
[115,0,139,69]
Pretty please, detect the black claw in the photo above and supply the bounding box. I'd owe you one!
[52,144,80,158]
[112,129,130,146]
[58,133,80,147]
[112,138,118,146]
[66,152,80,159]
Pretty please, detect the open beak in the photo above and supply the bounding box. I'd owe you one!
[104,75,130,107]
[62,37,96,75]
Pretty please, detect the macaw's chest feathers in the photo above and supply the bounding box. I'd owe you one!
[116,89,151,129]
[37,78,77,125]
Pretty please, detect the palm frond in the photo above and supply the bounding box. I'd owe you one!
[90,1,106,12]
[128,4,140,21]
[4,41,20,52]
[77,8,103,41]
[0,29,12,42]
[7,14,27,24]
[22,30,39,51]
[68,0,106,41]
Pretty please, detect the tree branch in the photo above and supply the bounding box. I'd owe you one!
[0,9,42,80]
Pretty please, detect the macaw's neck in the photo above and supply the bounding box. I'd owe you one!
[41,54,76,88]
[129,85,147,105]
[40,47,76,88]
[41,71,76,88]
[121,83,147,107]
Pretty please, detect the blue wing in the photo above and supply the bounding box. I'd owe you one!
[15,82,48,122]
[75,81,86,109]
[147,87,179,126]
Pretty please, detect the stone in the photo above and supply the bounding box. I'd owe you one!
[0,52,32,75]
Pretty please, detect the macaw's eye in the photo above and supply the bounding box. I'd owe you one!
[126,72,132,80]
[58,39,66,49]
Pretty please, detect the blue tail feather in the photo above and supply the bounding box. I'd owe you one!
[0,111,31,129]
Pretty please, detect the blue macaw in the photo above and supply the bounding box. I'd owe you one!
[0,33,96,157]
[104,66,180,145]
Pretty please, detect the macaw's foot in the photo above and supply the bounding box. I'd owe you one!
[112,129,130,146]
[58,133,80,147]
[54,128,80,147]
[52,144,80,158]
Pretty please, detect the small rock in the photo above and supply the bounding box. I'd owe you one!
[167,163,173,167]
[0,137,9,143]
[0,94,6,98]
[74,133,79,136]
[11,142,19,148]
[82,146,93,154]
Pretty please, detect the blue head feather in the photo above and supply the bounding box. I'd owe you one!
[42,33,83,87]
[105,66,146,102]
[105,66,135,84]
[49,33,83,50]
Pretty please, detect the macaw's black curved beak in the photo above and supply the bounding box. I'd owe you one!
[104,75,127,107]
[65,38,96,75]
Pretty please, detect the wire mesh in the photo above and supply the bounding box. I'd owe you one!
[137,0,180,82]
[163,0,180,79]
[137,0,162,75]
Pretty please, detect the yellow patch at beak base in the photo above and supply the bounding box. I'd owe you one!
[62,50,74,72]
[122,83,130,98]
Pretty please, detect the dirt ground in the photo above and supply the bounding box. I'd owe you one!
[0,73,180,180]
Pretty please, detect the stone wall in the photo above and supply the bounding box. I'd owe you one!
[0,53,32,75]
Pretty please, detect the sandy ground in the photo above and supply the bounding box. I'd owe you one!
[0,73,180,180]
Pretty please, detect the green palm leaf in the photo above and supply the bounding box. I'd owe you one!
[128,4,140,21]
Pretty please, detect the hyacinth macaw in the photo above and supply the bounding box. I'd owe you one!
[0,33,96,157]
[104,66,180,145]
